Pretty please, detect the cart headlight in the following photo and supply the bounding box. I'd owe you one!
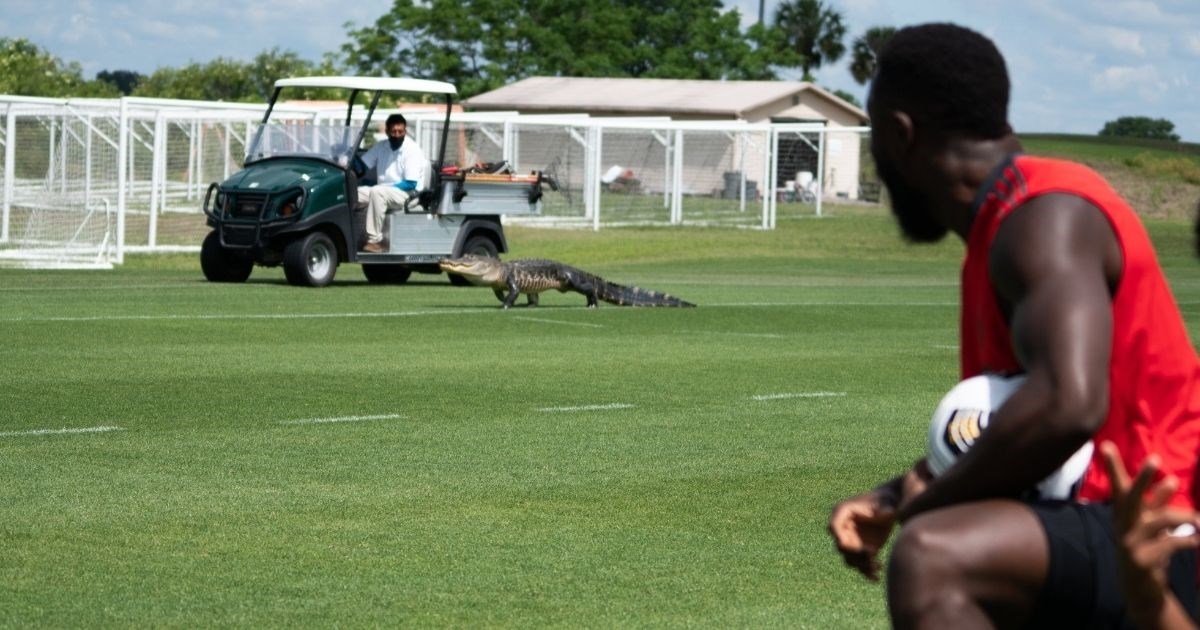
[278,191,305,218]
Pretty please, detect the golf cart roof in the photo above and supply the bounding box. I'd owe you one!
[274,76,457,96]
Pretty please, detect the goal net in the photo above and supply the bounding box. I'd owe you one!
[1,103,118,268]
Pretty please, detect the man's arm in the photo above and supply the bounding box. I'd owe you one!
[829,473,905,581]
[829,461,935,580]
[403,145,429,192]
[359,141,382,170]
[900,194,1119,519]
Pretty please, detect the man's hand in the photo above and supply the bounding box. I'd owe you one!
[1101,441,1200,629]
[828,485,900,581]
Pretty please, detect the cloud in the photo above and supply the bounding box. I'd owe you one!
[60,11,100,45]
[1182,32,1200,56]
[1090,1,1172,25]
[1020,2,1076,27]
[1090,64,1170,101]
[133,18,200,40]
[1080,25,1147,57]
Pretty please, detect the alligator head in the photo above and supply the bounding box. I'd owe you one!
[439,254,505,286]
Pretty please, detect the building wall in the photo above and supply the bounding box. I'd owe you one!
[823,129,865,200]
[767,96,868,200]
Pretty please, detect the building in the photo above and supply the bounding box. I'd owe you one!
[465,77,871,200]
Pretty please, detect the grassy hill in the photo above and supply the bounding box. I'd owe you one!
[1019,133,1200,219]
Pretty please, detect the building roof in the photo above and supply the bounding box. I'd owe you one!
[275,76,457,96]
[464,76,867,122]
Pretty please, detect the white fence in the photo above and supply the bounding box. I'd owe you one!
[0,95,877,268]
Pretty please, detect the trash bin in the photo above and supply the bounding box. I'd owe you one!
[722,172,758,200]
[722,171,741,199]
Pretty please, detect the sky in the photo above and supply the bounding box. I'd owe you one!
[2,0,1198,141]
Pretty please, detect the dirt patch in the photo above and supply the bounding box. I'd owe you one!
[1084,161,1200,220]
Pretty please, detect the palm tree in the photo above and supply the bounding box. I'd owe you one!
[772,0,847,81]
[849,26,896,85]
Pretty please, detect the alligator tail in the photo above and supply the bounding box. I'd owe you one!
[597,281,695,307]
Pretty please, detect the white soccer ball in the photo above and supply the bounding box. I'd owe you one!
[927,373,1093,500]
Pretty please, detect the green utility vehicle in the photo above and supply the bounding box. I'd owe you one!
[201,76,548,287]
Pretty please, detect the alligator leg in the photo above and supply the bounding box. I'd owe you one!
[501,276,522,309]
[527,293,539,307]
[564,271,599,308]
[492,288,506,303]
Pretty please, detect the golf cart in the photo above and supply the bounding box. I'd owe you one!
[200,76,549,287]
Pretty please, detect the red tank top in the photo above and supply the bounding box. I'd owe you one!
[962,154,1200,508]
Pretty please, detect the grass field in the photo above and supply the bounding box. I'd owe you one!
[4,209,1200,627]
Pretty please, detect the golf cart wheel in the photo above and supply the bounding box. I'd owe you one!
[449,235,500,286]
[200,230,253,283]
[362,264,412,284]
[283,232,338,287]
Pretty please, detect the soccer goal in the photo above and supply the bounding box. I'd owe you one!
[0,94,882,268]
[1,100,119,268]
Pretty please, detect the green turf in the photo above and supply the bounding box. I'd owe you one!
[3,211,1200,627]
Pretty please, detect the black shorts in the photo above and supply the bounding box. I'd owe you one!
[1029,500,1197,629]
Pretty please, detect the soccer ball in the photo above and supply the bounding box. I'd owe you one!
[926,373,1094,500]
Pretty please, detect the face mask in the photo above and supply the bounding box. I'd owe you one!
[388,136,404,150]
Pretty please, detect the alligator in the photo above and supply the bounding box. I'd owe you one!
[439,255,696,309]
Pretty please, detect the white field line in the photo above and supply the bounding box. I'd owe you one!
[512,316,606,329]
[0,283,204,292]
[2,308,488,323]
[706,301,957,307]
[660,279,960,288]
[931,344,960,350]
[751,392,847,401]
[0,425,124,437]
[675,329,786,339]
[279,414,404,426]
[536,403,635,413]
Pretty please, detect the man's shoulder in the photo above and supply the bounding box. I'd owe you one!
[1014,154,1106,186]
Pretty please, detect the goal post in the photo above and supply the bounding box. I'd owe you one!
[0,100,119,269]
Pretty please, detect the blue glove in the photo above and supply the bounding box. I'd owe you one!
[394,180,417,192]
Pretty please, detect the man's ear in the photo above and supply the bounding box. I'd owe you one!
[890,110,916,153]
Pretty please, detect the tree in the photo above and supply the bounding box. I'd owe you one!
[340,0,506,98]
[248,48,342,101]
[132,49,333,102]
[849,26,895,85]
[1099,116,1180,142]
[134,58,257,101]
[0,37,116,97]
[773,0,847,81]
[624,0,769,80]
[831,88,860,107]
[740,22,803,81]
[339,0,791,98]
[96,70,143,95]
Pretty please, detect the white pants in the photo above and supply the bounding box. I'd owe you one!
[357,185,413,244]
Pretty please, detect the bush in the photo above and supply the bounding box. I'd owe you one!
[1123,152,1200,184]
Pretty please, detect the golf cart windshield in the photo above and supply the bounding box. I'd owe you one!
[244,76,457,167]
[245,110,360,165]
